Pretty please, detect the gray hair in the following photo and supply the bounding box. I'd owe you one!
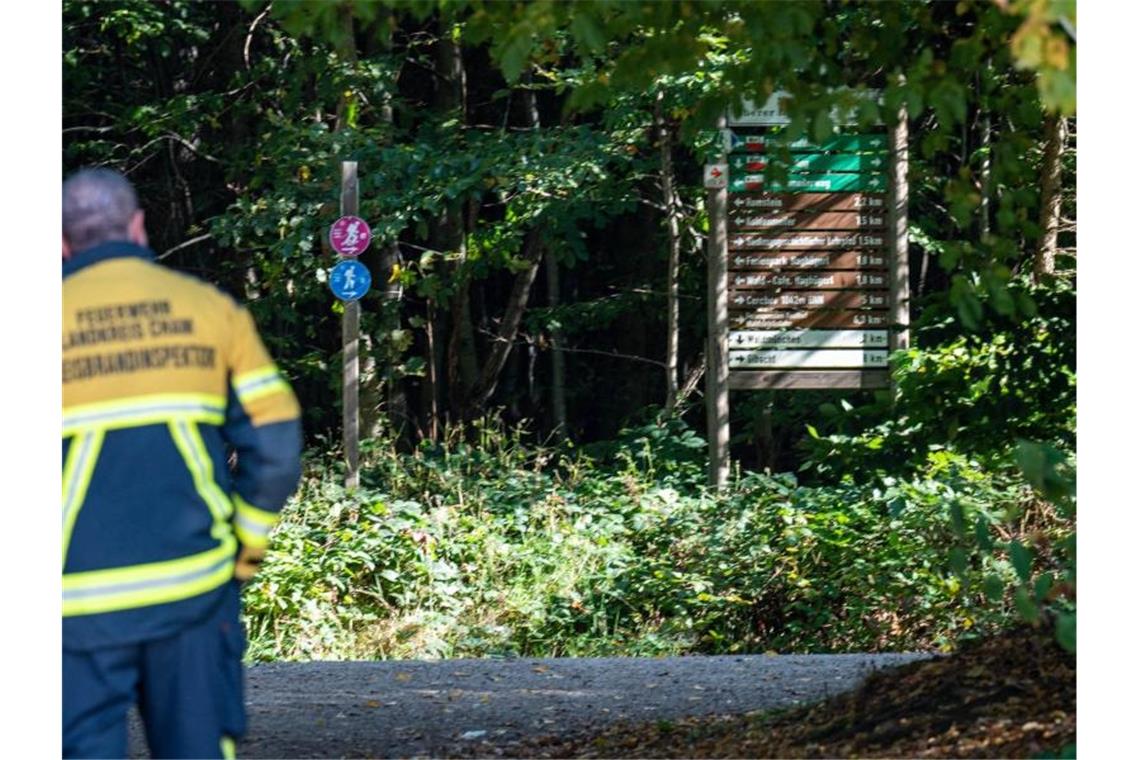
[62,168,140,252]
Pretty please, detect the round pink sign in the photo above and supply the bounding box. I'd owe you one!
[329,215,372,257]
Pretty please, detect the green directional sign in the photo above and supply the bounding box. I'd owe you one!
[730,153,888,173]
[730,173,887,193]
[726,131,888,154]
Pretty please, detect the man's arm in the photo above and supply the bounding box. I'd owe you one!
[223,305,303,580]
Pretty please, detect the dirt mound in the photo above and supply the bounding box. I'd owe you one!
[525,627,1075,758]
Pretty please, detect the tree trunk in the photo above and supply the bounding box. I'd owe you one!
[461,70,547,421]
[1034,112,1065,282]
[376,27,410,442]
[656,91,681,415]
[431,27,477,420]
[466,231,545,415]
[979,110,992,240]
[544,250,567,440]
[518,70,566,439]
[424,299,441,441]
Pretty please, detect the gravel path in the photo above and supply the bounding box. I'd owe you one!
[129,653,929,758]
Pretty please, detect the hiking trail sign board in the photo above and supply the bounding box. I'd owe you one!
[704,94,910,487]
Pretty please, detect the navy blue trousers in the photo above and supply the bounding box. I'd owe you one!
[63,582,246,759]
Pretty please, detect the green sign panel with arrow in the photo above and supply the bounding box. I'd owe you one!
[730,153,888,173]
[725,130,888,154]
[730,173,887,193]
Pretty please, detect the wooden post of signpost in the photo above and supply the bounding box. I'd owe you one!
[706,115,731,489]
[889,111,910,357]
[341,161,360,489]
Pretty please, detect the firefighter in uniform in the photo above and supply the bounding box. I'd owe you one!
[62,168,303,759]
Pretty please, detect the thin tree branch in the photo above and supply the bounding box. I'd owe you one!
[626,287,700,301]
[674,352,707,408]
[245,5,272,70]
[136,133,223,164]
[158,233,213,260]
[473,328,668,369]
[552,345,667,368]
[62,125,116,135]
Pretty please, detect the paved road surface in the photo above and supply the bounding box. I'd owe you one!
[129,653,928,758]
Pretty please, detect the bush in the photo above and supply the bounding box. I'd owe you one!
[799,277,1075,481]
[241,419,1062,661]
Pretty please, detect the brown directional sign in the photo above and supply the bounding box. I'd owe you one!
[729,289,889,310]
[729,210,886,231]
[729,232,887,251]
[706,121,907,481]
[730,271,889,290]
[731,309,891,330]
[729,193,886,212]
[730,250,888,270]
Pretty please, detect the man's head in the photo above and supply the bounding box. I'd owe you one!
[62,168,148,258]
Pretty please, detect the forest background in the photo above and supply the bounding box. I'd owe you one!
[55,0,1088,680]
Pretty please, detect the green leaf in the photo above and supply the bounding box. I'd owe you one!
[948,546,968,577]
[498,28,536,83]
[949,500,966,536]
[950,276,984,331]
[1015,440,1076,514]
[983,574,1005,602]
[1054,611,1076,654]
[811,109,833,145]
[569,13,607,54]
[974,516,993,553]
[987,277,1016,316]
[1014,586,1039,623]
[1010,540,1033,582]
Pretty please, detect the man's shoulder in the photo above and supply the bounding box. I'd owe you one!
[149,261,240,310]
[66,253,239,311]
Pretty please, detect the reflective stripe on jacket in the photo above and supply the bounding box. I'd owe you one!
[62,242,302,650]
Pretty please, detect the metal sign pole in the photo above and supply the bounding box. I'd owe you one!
[340,161,360,489]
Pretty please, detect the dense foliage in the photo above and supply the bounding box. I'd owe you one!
[63,1,1076,661]
[243,411,1070,661]
[64,0,1075,441]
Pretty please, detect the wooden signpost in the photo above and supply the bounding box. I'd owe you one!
[704,94,909,487]
[333,161,374,490]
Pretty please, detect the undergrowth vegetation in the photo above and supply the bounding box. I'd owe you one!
[242,420,1069,662]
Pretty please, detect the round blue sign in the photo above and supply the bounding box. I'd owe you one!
[329,259,371,302]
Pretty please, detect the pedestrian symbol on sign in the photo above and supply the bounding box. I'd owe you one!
[329,259,371,302]
[342,222,361,248]
[329,215,372,256]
